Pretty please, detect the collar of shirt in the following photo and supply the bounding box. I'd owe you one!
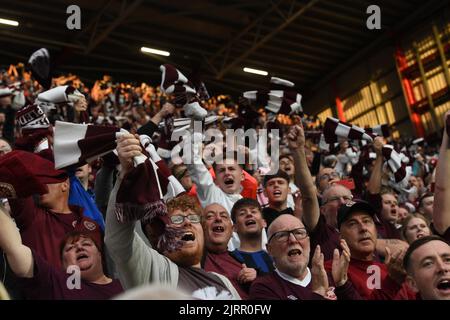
[275,268,311,287]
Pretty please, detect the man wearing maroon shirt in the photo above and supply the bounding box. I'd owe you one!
[0,206,123,299]
[249,213,355,300]
[249,214,324,300]
[288,126,407,260]
[325,200,415,300]
[1,151,103,269]
[202,202,256,299]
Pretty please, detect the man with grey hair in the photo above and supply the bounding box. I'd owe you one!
[249,214,352,300]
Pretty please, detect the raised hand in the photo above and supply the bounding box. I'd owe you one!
[332,239,351,287]
[385,247,407,285]
[160,102,175,118]
[237,264,257,284]
[287,123,305,150]
[116,133,143,175]
[311,245,329,297]
[373,136,384,156]
[73,96,87,113]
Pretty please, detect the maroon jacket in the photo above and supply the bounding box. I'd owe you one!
[249,271,326,300]
[203,251,249,299]
[9,197,102,269]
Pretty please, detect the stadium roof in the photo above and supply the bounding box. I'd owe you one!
[0,0,447,107]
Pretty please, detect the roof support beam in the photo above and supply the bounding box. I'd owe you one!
[210,0,321,80]
[312,0,447,91]
[85,0,143,54]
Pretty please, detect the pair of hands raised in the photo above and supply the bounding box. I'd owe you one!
[311,239,351,299]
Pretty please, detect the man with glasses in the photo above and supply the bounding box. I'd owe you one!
[284,122,353,261]
[105,134,241,299]
[249,214,352,300]
[316,167,341,195]
[300,134,409,261]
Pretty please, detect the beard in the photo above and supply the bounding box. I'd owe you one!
[172,247,203,267]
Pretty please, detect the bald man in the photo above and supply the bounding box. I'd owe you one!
[249,214,353,300]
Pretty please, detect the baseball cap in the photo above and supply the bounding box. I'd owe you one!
[337,200,376,229]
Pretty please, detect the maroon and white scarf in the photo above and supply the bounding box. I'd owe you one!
[322,117,410,187]
[53,121,185,224]
[243,77,303,116]
[159,64,207,120]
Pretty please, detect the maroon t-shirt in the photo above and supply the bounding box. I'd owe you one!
[203,251,249,299]
[365,193,401,240]
[9,197,102,269]
[308,214,341,262]
[325,258,415,300]
[19,250,123,300]
[249,272,325,300]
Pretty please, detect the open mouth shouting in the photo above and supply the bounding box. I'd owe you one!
[212,225,225,234]
[76,253,89,262]
[272,190,282,197]
[245,219,256,227]
[436,278,450,295]
[181,231,196,242]
[224,177,235,186]
[287,248,302,258]
[284,166,293,174]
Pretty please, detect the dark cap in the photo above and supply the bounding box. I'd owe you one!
[263,169,290,187]
[337,200,376,229]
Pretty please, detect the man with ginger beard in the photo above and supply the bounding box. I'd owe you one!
[201,202,257,299]
[105,134,240,299]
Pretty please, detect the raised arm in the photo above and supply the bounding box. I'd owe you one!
[433,111,450,235]
[183,133,219,205]
[104,133,176,289]
[0,205,33,278]
[287,124,320,231]
[367,136,384,194]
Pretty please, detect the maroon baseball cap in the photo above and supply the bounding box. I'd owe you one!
[0,150,67,188]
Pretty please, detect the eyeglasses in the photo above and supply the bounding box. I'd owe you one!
[268,228,308,243]
[322,195,353,205]
[170,214,201,225]
[319,172,340,181]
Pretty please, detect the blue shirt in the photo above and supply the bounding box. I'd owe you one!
[231,249,274,274]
